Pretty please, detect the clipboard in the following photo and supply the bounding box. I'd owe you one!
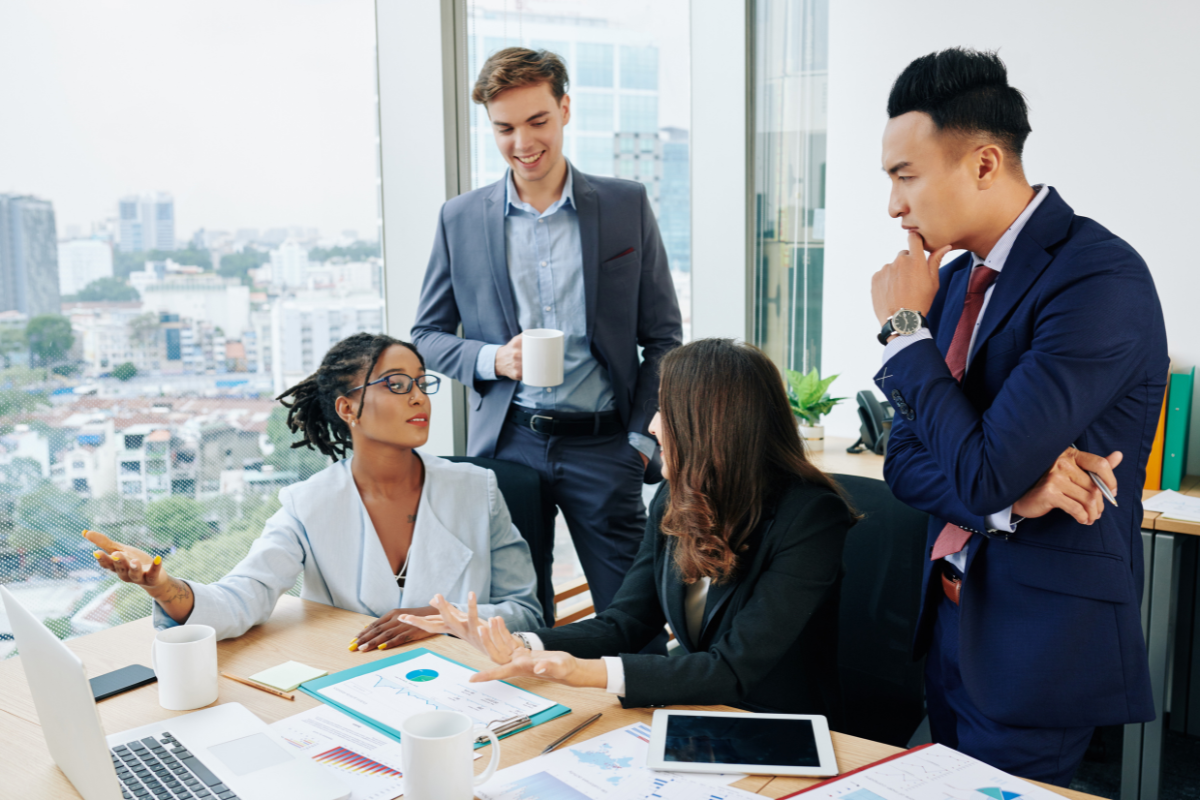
[298,647,571,747]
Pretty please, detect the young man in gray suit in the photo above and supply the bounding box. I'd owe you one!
[412,48,682,621]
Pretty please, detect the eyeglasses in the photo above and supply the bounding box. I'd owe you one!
[348,373,441,396]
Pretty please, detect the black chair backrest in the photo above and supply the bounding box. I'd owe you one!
[832,473,929,747]
[443,456,555,627]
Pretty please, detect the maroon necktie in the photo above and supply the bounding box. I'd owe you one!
[931,264,999,561]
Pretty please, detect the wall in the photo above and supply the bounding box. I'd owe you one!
[822,0,1200,471]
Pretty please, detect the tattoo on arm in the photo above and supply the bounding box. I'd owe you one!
[164,578,193,606]
[407,514,416,523]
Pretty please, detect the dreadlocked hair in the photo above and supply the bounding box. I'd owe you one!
[274,333,424,460]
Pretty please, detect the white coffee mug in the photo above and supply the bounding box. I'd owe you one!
[400,710,501,800]
[522,328,565,387]
[150,624,218,711]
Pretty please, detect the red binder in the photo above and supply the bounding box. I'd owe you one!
[778,743,937,799]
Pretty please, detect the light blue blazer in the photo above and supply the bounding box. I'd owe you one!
[153,451,543,639]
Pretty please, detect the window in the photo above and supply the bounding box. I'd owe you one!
[575,137,617,177]
[575,92,615,132]
[0,0,378,657]
[576,43,614,87]
[619,95,658,133]
[619,46,658,90]
[753,0,828,374]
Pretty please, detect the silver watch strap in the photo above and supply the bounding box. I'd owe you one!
[513,632,533,650]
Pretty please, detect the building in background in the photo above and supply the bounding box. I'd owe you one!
[0,194,61,317]
[57,239,114,296]
[269,239,309,288]
[137,274,250,339]
[659,127,690,273]
[117,193,175,253]
[271,295,385,393]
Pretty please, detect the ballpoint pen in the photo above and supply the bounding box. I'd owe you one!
[541,712,603,755]
[1073,443,1118,507]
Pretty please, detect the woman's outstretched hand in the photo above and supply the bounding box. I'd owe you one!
[399,593,607,689]
[84,528,195,623]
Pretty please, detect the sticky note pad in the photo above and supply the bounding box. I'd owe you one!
[249,661,328,692]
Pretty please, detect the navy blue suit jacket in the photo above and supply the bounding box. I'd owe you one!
[412,170,682,458]
[874,188,1165,728]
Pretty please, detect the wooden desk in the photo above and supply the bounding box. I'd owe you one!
[0,596,1104,800]
[807,436,886,481]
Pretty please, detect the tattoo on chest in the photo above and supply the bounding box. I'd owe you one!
[407,514,416,524]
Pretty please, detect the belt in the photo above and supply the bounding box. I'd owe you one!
[509,406,623,437]
[941,563,962,605]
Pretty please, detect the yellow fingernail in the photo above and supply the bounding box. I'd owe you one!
[350,637,358,644]
[111,553,121,562]
[82,529,89,538]
[348,643,358,651]
[153,555,162,565]
[378,643,388,650]
[93,550,102,559]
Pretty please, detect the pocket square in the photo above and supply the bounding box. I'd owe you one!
[605,247,635,262]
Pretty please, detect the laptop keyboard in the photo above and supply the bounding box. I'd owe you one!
[110,732,241,800]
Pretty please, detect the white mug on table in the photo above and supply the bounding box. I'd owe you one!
[151,624,218,711]
[400,710,501,800]
[521,328,565,388]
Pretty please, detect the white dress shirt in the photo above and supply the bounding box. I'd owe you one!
[882,185,1051,570]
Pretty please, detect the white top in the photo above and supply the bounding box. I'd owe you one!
[151,451,543,639]
[882,185,1051,568]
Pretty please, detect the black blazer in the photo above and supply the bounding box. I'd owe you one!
[536,477,853,718]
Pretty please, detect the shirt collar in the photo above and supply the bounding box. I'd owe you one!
[504,160,576,218]
[971,184,1050,273]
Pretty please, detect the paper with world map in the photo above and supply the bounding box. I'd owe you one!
[476,722,757,800]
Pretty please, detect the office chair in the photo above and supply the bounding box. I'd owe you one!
[832,473,929,747]
[443,456,557,628]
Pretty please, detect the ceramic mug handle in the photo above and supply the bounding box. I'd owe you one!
[472,726,501,787]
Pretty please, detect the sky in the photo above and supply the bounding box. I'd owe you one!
[0,0,689,245]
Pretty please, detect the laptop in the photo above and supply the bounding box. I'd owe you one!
[1,586,349,800]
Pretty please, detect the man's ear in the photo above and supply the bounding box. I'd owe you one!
[560,93,571,126]
[975,143,1004,188]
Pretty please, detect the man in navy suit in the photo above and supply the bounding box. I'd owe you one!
[413,48,682,621]
[869,49,1165,784]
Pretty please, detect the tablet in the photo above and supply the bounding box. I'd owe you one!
[646,710,839,777]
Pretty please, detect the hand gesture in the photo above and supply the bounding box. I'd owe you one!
[350,607,440,652]
[84,529,167,590]
[1012,447,1121,525]
[399,592,521,657]
[495,334,523,381]
[871,231,954,326]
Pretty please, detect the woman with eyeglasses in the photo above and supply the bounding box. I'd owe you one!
[400,338,856,717]
[85,333,542,650]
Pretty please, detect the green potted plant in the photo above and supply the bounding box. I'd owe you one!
[785,368,846,452]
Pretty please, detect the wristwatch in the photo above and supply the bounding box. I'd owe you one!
[512,631,535,651]
[878,309,928,345]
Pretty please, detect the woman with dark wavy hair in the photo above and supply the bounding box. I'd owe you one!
[402,338,855,716]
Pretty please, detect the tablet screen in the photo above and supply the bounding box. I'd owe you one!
[662,715,820,767]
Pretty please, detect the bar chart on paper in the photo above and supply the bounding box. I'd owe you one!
[268,704,406,800]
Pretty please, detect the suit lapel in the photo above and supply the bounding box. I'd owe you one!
[971,189,1073,354]
[573,171,601,341]
[660,548,693,651]
[483,177,519,335]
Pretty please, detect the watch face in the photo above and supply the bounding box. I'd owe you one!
[893,309,921,335]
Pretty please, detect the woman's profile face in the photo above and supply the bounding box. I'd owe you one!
[341,345,432,452]
[648,411,669,481]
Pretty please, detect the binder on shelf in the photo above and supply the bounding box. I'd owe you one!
[1162,367,1195,492]
[1145,383,1169,491]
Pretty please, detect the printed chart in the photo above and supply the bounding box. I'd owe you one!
[319,651,555,731]
[801,744,1062,800]
[477,723,758,800]
[268,704,405,800]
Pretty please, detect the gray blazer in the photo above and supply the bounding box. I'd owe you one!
[152,452,543,639]
[412,169,683,457]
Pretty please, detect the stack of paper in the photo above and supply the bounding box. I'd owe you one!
[1143,490,1200,523]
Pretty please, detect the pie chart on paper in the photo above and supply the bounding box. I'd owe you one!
[406,669,439,683]
[977,788,1023,800]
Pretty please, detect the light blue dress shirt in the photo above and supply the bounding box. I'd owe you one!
[474,163,655,458]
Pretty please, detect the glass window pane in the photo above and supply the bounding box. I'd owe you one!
[619,95,658,133]
[575,92,615,132]
[619,45,658,90]
[576,43,614,88]
[0,0,379,655]
[753,0,828,375]
[575,136,616,177]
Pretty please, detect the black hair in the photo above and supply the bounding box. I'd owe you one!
[275,332,424,460]
[888,48,1032,162]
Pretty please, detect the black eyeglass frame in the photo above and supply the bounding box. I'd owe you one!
[348,373,441,397]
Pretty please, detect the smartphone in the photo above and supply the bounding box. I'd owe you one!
[90,664,157,701]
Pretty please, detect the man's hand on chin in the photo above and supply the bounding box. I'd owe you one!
[871,231,953,326]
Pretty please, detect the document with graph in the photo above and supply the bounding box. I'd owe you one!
[299,647,571,745]
[780,743,1067,800]
[268,704,409,800]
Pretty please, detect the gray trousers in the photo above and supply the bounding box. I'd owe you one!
[493,416,647,615]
